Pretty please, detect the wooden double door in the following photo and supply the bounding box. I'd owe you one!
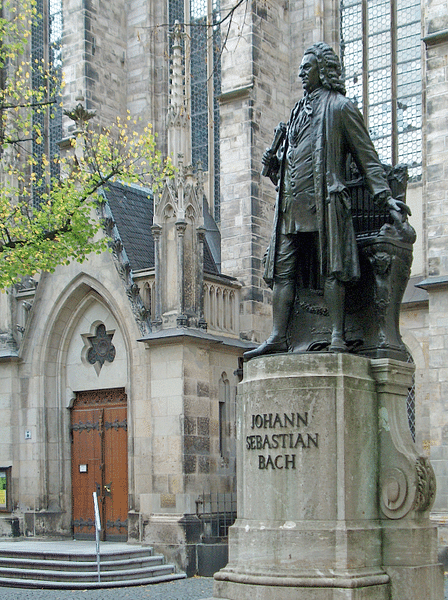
[71,388,128,541]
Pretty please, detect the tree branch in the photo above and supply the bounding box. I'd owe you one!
[0,165,124,254]
[141,0,248,32]
[0,99,57,111]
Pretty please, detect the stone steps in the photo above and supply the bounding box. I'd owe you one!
[0,542,186,589]
[0,553,163,572]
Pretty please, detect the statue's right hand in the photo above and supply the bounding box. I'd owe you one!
[262,149,274,166]
[261,150,280,179]
[262,246,269,268]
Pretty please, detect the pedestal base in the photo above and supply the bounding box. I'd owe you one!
[211,354,443,600]
[214,520,390,599]
[213,578,389,600]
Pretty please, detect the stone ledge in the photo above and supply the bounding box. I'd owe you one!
[401,275,429,307]
[0,352,20,362]
[424,29,448,46]
[416,275,448,291]
[219,84,254,104]
[138,327,255,350]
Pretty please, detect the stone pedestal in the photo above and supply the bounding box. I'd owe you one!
[212,354,443,600]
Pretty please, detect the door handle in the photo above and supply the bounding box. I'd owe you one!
[104,482,112,497]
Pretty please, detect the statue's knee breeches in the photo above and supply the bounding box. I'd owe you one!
[273,232,319,284]
[273,234,300,282]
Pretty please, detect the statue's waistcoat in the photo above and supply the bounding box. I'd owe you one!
[264,89,390,286]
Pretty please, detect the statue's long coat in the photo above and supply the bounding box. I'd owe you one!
[263,88,391,286]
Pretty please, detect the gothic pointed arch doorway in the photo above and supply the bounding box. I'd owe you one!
[71,388,128,541]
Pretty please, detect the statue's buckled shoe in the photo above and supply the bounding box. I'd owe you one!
[244,338,288,360]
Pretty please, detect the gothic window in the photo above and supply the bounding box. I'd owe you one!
[31,0,63,206]
[340,0,422,181]
[169,0,221,222]
[218,373,230,457]
[406,350,416,442]
[142,282,152,317]
[406,377,416,442]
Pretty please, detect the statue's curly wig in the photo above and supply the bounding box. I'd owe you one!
[304,42,346,95]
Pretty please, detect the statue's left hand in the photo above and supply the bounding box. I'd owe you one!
[380,195,416,243]
[387,197,412,219]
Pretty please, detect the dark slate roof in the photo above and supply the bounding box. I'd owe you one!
[104,181,154,271]
[104,181,219,275]
[203,196,221,271]
[204,239,219,274]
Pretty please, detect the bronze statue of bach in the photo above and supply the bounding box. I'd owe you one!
[244,42,410,360]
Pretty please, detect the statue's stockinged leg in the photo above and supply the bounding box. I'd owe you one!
[271,279,295,345]
[244,279,294,359]
[324,276,348,352]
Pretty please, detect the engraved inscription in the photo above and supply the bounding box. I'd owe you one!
[246,412,319,470]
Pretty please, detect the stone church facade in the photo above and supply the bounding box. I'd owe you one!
[1,0,448,573]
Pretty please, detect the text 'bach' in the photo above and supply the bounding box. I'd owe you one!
[247,411,319,470]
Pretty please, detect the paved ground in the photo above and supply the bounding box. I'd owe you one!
[0,538,445,599]
[0,577,214,599]
[1,575,448,599]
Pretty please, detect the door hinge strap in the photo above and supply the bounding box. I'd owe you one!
[106,518,128,530]
[71,420,99,432]
[104,418,127,431]
[73,518,95,529]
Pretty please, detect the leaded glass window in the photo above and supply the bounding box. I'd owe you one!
[48,0,63,176]
[340,0,422,181]
[31,0,63,207]
[169,0,184,25]
[169,0,221,222]
[190,0,209,176]
[406,350,416,442]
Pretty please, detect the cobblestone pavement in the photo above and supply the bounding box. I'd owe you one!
[0,577,214,600]
[1,575,448,599]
